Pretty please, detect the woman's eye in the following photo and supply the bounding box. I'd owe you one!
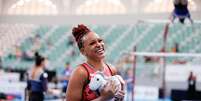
[89,42,95,45]
[98,39,104,43]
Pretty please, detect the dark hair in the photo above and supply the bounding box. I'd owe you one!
[72,24,90,50]
[34,52,45,66]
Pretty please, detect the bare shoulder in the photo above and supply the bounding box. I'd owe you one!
[66,64,89,101]
[71,64,88,81]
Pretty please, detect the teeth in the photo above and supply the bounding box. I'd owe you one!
[96,48,104,53]
[98,49,102,52]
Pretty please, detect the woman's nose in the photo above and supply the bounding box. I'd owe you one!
[96,42,102,48]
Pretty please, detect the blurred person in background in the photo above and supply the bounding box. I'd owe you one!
[125,68,134,101]
[187,71,197,100]
[172,0,193,24]
[58,62,72,93]
[171,42,179,53]
[66,24,125,101]
[26,52,49,101]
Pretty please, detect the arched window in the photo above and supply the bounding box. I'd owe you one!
[144,0,196,13]
[76,0,127,15]
[8,0,58,15]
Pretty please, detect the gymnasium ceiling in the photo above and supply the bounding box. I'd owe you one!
[0,0,200,15]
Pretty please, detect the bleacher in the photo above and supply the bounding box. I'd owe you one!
[1,22,201,71]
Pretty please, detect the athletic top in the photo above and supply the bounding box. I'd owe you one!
[81,63,113,101]
[174,1,189,16]
[27,68,48,93]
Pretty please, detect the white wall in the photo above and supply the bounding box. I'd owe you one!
[1,0,17,15]
[1,0,201,15]
[0,12,200,25]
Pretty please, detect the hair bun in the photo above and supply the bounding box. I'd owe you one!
[34,52,45,66]
[34,52,43,60]
[72,24,90,42]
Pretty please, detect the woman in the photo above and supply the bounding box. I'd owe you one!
[27,52,48,101]
[172,0,193,24]
[66,24,125,101]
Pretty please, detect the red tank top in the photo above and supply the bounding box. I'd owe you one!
[81,63,113,101]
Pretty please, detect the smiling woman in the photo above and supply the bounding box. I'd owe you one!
[66,24,125,101]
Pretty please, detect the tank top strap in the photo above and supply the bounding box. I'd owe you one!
[105,64,113,76]
[81,63,96,80]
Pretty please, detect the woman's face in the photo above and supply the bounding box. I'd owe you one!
[81,32,105,60]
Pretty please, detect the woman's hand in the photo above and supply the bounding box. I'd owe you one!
[115,75,126,101]
[114,90,125,101]
[99,79,117,100]
[99,76,126,101]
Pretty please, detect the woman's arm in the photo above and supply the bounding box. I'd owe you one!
[66,65,88,101]
[40,72,48,92]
